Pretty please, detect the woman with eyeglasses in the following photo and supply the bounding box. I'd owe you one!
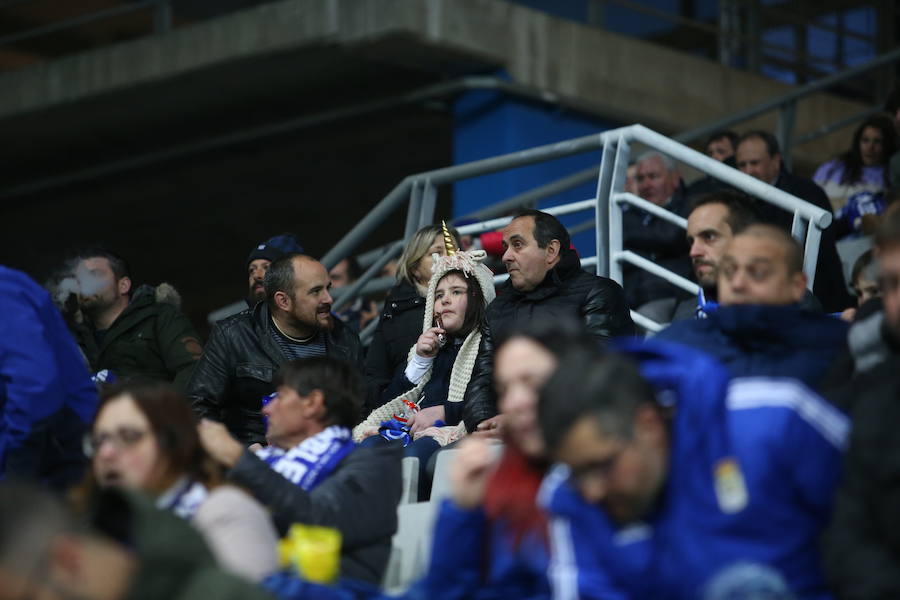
[85,379,279,582]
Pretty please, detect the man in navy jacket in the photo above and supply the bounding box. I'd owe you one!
[0,266,97,489]
[657,224,847,390]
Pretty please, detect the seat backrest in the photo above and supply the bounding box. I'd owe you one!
[400,455,420,504]
[430,441,504,503]
[380,501,440,593]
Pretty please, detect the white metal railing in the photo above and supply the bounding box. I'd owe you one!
[599,124,831,331]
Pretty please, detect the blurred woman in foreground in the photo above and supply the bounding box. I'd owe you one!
[87,379,279,582]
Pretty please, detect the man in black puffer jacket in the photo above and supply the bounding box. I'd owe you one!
[487,209,636,345]
[187,254,363,446]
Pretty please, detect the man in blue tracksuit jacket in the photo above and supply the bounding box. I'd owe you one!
[538,338,846,600]
[657,221,847,391]
[0,266,98,488]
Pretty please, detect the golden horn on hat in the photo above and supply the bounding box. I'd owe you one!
[441,220,458,256]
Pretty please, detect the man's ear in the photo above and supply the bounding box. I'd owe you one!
[48,535,83,588]
[545,239,561,263]
[791,272,808,303]
[117,276,132,297]
[273,290,291,311]
[633,403,665,446]
[302,389,327,420]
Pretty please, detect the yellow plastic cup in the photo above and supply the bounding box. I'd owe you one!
[279,523,342,584]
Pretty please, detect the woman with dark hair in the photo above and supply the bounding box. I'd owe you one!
[87,379,279,581]
[402,319,594,599]
[364,224,461,411]
[814,115,897,237]
[354,235,495,496]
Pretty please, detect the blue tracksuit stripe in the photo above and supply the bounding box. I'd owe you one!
[726,377,848,449]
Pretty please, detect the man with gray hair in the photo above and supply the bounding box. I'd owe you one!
[623,151,694,323]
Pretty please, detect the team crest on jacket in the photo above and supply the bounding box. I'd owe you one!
[714,457,748,513]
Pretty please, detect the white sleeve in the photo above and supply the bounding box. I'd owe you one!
[405,352,434,384]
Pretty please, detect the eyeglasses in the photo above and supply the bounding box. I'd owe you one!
[570,445,626,489]
[84,427,149,457]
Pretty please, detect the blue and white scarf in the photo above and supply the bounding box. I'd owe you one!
[255,426,355,491]
[156,477,209,520]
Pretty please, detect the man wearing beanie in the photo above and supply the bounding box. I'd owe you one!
[246,234,305,308]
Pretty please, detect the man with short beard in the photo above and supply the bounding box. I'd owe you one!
[188,253,363,446]
[680,192,759,318]
[72,248,202,390]
[246,233,304,308]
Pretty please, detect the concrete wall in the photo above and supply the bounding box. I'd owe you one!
[0,0,871,171]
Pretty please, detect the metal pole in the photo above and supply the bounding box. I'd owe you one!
[458,166,598,221]
[418,179,438,229]
[404,180,423,241]
[154,0,172,34]
[794,106,882,145]
[416,130,612,186]
[320,178,412,270]
[359,315,381,346]
[776,99,797,172]
[613,193,689,228]
[331,240,405,312]
[608,139,625,286]
[746,0,761,73]
[594,141,617,277]
[616,250,700,295]
[627,125,832,229]
[674,45,900,145]
[803,224,822,289]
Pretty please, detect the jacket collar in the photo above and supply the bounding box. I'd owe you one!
[95,288,156,352]
[710,303,847,350]
[253,302,294,365]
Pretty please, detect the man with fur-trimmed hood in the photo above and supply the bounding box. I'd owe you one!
[70,247,202,391]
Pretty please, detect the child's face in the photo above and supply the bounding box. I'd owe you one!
[434,274,469,335]
[856,275,880,306]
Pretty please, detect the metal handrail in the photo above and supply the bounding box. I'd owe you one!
[319,130,613,269]
[601,124,830,331]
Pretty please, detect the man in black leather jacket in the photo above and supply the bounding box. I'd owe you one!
[487,209,636,344]
[187,254,363,446]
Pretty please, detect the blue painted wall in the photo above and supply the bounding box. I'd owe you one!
[451,79,619,259]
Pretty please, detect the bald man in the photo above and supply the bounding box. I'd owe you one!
[188,253,363,446]
[657,225,847,390]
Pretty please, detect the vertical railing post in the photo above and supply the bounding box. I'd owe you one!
[594,138,615,277]
[404,180,423,240]
[418,179,437,228]
[153,0,172,33]
[776,99,798,172]
[607,135,630,286]
[745,0,762,73]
